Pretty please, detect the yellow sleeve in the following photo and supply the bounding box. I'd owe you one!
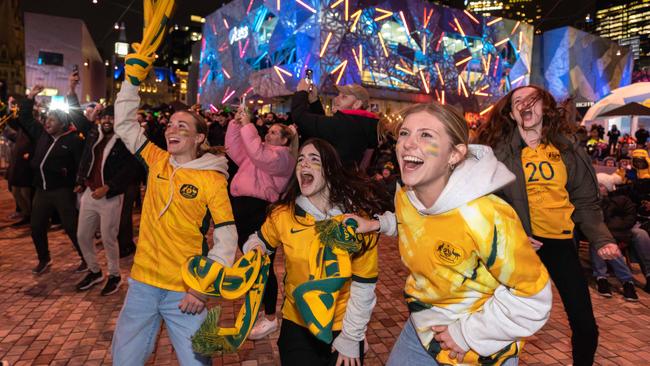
[136,140,169,169]
[474,198,549,297]
[351,234,379,283]
[207,174,235,227]
[258,209,283,251]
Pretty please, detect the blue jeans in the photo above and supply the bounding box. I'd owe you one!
[630,225,650,277]
[387,319,518,366]
[112,278,210,366]
[590,243,634,283]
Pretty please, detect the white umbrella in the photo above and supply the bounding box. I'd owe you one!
[583,82,650,122]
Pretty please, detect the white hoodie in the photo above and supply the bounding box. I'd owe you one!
[378,145,552,357]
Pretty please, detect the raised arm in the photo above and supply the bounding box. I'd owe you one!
[114,82,149,154]
[224,119,247,166]
[240,123,294,175]
[16,86,45,141]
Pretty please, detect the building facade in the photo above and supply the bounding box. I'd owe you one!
[594,0,650,71]
[0,0,25,99]
[198,0,534,115]
[24,12,105,103]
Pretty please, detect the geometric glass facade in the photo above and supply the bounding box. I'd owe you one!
[198,0,533,113]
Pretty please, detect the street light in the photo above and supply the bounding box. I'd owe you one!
[114,23,119,30]
[104,60,109,66]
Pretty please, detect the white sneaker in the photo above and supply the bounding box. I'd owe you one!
[248,316,278,340]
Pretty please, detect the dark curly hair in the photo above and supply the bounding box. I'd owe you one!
[477,85,576,151]
[270,138,393,255]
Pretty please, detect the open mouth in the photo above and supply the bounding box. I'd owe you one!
[520,109,533,121]
[300,171,314,187]
[167,137,181,146]
[402,155,424,171]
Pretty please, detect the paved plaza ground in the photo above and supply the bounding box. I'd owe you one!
[0,180,649,365]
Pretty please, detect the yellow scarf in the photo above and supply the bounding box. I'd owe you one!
[181,250,271,356]
[125,0,176,85]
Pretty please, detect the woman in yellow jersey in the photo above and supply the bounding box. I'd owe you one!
[348,103,552,365]
[111,80,238,366]
[478,85,622,366]
[244,138,391,366]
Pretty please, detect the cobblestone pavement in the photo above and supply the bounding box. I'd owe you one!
[0,180,649,365]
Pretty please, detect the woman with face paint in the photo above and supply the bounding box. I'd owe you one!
[347,103,552,365]
[110,80,238,366]
[243,138,390,366]
[478,85,622,366]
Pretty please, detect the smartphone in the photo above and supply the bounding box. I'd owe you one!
[72,64,79,73]
[305,69,313,92]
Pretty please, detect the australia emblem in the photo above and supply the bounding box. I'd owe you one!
[180,184,199,199]
[435,241,464,265]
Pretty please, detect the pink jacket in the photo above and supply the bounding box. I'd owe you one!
[225,122,295,202]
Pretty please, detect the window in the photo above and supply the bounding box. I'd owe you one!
[38,51,64,66]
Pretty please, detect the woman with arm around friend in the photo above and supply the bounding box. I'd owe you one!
[349,102,553,365]
[477,85,621,366]
[244,138,391,365]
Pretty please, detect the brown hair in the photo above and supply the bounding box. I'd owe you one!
[271,138,393,257]
[174,110,226,157]
[477,85,576,151]
[383,102,469,164]
[270,123,295,146]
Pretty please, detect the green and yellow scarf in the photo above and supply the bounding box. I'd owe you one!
[181,250,271,356]
[294,217,377,344]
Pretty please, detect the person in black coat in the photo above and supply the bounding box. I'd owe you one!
[5,95,34,226]
[74,105,139,295]
[291,80,378,172]
[18,75,88,274]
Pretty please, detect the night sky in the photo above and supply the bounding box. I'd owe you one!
[20,0,231,60]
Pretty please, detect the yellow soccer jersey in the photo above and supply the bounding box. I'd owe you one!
[258,204,378,331]
[131,142,234,291]
[521,143,575,239]
[395,187,549,314]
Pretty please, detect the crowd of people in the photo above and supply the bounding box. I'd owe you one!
[1,57,648,366]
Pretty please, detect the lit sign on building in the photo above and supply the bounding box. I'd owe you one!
[229,26,249,45]
[115,42,129,57]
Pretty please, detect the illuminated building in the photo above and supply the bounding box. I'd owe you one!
[466,0,541,25]
[198,0,535,114]
[594,0,650,68]
[0,0,24,98]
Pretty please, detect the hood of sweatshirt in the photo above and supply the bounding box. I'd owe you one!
[406,144,514,215]
[158,152,230,217]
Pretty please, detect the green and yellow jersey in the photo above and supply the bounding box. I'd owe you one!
[130,141,234,291]
[257,204,378,331]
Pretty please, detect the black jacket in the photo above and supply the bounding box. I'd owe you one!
[18,98,83,191]
[291,91,378,168]
[601,194,637,243]
[76,126,139,198]
[493,131,615,249]
[6,118,34,187]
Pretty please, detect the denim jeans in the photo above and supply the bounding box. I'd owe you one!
[112,278,210,366]
[386,319,518,366]
[590,243,634,283]
[630,225,650,277]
